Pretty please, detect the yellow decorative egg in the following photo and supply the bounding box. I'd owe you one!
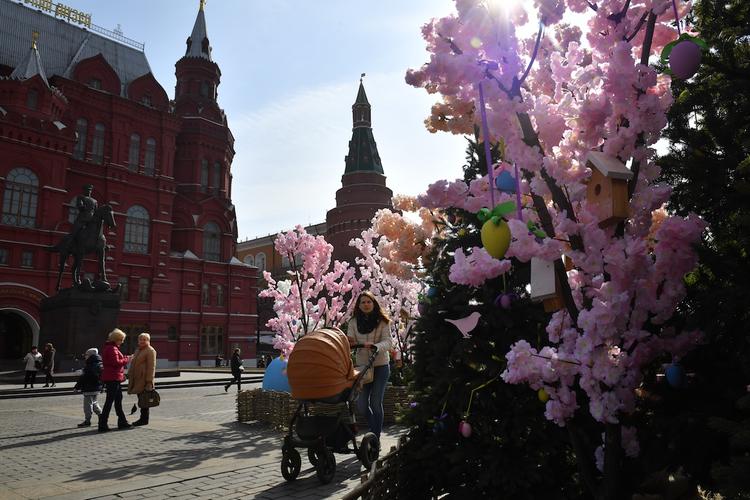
[480,219,511,259]
[538,388,550,403]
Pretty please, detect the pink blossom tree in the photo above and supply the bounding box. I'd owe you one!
[407,0,706,495]
[259,225,363,356]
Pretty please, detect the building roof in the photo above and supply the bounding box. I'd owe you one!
[185,5,212,61]
[354,80,369,105]
[0,0,152,95]
[345,80,384,175]
[9,39,49,87]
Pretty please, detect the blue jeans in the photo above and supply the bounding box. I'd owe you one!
[357,364,390,439]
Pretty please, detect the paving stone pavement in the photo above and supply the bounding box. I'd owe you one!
[0,384,403,499]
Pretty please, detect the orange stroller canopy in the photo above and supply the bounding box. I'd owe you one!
[287,327,358,401]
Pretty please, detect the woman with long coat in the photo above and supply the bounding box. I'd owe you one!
[346,291,392,443]
[127,332,157,426]
[99,329,131,432]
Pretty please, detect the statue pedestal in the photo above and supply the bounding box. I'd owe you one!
[40,289,120,371]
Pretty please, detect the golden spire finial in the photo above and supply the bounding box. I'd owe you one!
[199,0,205,11]
[31,31,39,50]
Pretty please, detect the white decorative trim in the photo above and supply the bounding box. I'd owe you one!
[0,282,49,298]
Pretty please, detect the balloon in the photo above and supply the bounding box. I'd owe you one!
[458,420,472,438]
[481,219,511,259]
[495,170,517,193]
[670,40,701,79]
[665,363,685,388]
[262,357,291,393]
[538,388,550,403]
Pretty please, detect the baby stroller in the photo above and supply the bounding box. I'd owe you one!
[280,327,380,484]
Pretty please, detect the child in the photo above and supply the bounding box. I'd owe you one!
[73,348,103,427]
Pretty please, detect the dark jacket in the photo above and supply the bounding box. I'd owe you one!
[74,354,103,393]
[42,348,55,371]
[230,352,243,376]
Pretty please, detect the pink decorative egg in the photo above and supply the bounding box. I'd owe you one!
[458,420,472,438]
[670,40,701,79]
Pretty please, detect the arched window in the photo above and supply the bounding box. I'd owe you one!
[203,222,221,261]
[128,133,140,171]
[216,284,224,306]
[2,168,38,227]
[201,283,210,305]
[144,138,156,176]
[243,254,254,266]
[255,252,266,271]
[212,161,221,195]
[26,88,38,110]
[91,122,105,164]
[124,205,150,253]
[73,118,87,160]
[200,159,208,193]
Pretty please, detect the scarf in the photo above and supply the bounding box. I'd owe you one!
[356,313,379,335]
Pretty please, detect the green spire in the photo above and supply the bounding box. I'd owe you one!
[344,78,383,174]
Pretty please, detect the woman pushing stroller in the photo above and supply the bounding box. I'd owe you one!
[347,291,392,444]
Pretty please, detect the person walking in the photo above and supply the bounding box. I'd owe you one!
[346,291,392,444]
[73,348,103,427]
[127,333,157,426]
[99,328,132,432]
[22,346,42,389]
[42,343,56,387]
[224,348,243,392]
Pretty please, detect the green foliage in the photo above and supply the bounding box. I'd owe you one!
[392,138,582,499]
[650,0,750,494]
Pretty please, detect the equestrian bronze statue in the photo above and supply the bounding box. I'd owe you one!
[50,184,117,292]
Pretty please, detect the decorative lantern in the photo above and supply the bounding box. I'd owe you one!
[530,257,563,312]
[585,151,633,228]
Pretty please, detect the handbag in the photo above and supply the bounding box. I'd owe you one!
[34,359,42,370]
[138,389,161,408]
[356,364,374,385]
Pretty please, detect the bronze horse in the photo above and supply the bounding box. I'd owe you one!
[51,205,116,291]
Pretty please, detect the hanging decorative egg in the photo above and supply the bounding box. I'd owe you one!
[495,170,517,194]
[669,40,702,79]
[538,388,550,403]
[481,219,511,259]
[458,420,472,438]
[417,302,428,315]
[665,363,685,388]
[426,287,438,298]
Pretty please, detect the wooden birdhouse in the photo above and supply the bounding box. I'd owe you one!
[530,257,563,313]
[585,151,633,228]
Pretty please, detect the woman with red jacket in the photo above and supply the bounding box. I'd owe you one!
[99,328,132,432]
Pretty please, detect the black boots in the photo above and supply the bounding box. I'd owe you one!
[77,420,91,427]
[117,419,132,430]
[97,415,109,433]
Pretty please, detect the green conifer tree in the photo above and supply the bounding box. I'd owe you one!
[392,135,582,499]
[644,0,750,495]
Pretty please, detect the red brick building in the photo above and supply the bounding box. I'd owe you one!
[0,0,256,367]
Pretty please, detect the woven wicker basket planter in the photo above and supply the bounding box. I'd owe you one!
[237,384,410,431]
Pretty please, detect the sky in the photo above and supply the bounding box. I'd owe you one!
[63,0,469,241]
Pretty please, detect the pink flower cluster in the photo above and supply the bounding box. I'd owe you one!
[409,0,707,468]
[448,247,511,287]
[259,226,363,357]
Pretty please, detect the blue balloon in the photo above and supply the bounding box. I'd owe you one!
[262,357,291,393]
[495,171,517,194]
[665,363,685,388]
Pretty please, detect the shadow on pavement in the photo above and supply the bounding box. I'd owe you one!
[64,421,282,483]
[259,454,364,498]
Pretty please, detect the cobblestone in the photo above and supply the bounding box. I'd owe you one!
[0,384,402,499]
